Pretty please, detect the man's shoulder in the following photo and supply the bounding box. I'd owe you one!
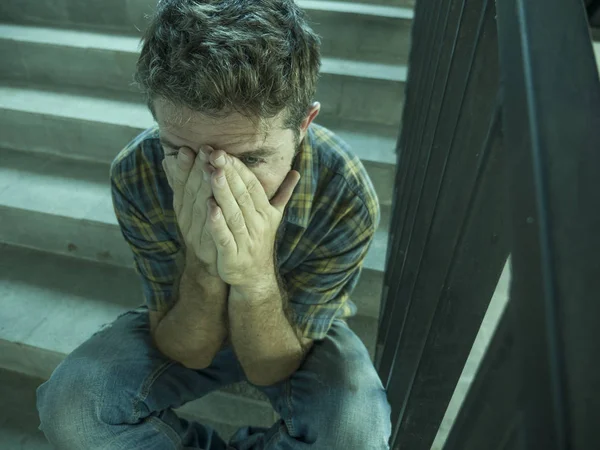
[109,126,168,223]
[110,126,160,180]
[308,123,380,226]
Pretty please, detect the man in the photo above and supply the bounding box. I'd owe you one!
[36,1,392,448]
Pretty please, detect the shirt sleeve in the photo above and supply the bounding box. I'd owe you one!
[285,193,380,340]
[110,158,182,313]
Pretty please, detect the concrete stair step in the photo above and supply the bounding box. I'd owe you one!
[0,369,55,449]
[0,24,406,127]
[0,243,380,425]
[0,1,413,65]
[0,84,398,212]
[0,146,385,322]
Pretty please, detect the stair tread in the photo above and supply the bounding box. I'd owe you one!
[0,148,113,221]
[0,244,141,356]
[0,147,387,272]
[0,23,407,82]
[0,85,151,127]
[0,23,139,51]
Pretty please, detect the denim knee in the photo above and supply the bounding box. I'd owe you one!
[309,374,392,449]
[36,353,131,448]
[283,320,392,449]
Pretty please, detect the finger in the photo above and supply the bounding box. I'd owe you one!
[225,155,271,213]
[165,147,194,215]
[173,147,195,187]
[270,170,301,213]
[206,198,237,259]
[188,183,214,261]
[215,154,257,224]
[211,164,250,243]
[177,149,205,234]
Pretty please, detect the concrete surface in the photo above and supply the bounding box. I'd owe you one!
[0,1,414,65]
[0,25,406,127]
[0,370,53,450]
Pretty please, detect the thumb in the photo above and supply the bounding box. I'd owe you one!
[270,170,301,213]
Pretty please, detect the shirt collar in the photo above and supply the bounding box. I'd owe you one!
[283,126,315,229]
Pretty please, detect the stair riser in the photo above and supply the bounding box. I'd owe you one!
[0,39,405,127]
[0,0,412,65]
[312,11,412,65]
[0,204,384,322]
[0,108,396,209]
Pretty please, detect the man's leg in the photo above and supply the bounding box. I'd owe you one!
[36,306,245,450]
[228,319,392,450]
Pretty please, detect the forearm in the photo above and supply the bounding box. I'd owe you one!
[154,254,229,369]
[229,275,304,386]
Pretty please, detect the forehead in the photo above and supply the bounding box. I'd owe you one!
[154,99,289,154]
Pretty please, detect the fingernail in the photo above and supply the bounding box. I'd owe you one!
[215,155,225,165]
[199,151,207,161]
[180,152,191,163]
[216,175,225,186]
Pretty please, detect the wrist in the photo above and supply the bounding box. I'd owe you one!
[231,273,280,302]
[183,252,223,287]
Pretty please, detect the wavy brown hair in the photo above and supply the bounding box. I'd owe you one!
[135,0,321,135]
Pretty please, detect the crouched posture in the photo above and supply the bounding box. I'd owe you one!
[37,0,391,448]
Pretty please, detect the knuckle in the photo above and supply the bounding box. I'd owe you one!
[237,190,253,207]
[230,210,244,226]
[246,178,261,194]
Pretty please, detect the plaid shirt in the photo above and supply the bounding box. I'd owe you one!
[110,123,380,340]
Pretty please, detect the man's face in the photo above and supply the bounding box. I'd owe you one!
[155,99,314,201]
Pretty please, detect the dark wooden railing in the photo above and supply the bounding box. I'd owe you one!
[376,0,600,448]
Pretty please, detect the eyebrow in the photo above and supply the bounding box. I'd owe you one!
[159,137,278,158]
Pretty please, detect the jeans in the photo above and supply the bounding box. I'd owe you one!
[36,307,391,449]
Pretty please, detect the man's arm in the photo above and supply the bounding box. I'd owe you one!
[228,272,312,387]
[153,251,229,369]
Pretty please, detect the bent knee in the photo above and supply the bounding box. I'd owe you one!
[36,357,128,447]
[303,373,392,449]
[311,390,391,449]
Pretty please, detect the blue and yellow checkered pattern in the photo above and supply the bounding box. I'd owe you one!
[110,123,380,340]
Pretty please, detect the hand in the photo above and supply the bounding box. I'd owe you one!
[162,146,220,277]
[205,150,301,292]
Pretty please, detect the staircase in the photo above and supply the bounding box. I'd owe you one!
[0,0,414,443]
